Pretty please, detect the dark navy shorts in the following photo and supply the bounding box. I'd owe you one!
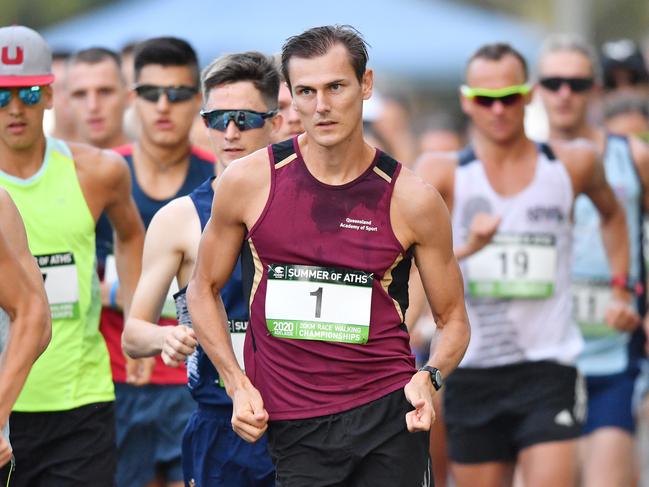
[115,383,194,487]
[583,371,637,435]
[182,404,275,487]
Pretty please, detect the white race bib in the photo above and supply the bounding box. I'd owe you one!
[466,233,557,298]
[36,252,80,319]
[572,280,617,338]
[265,264,373,344]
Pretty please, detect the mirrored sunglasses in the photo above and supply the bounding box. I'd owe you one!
[0,86,42,108]
[200,109,277,132]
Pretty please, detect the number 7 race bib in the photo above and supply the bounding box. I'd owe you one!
[466,233,557,299]
[265,264,373,344]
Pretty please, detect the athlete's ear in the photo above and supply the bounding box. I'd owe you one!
[361,69,373,101]
[459,87,472,116]
[524,84,535,106]
[270,111,283,134]
[42,85,53,110]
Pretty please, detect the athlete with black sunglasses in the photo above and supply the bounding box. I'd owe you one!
[538,34,649,487]
[123,51,281,487]
[417,42,633,487]
[95,37,214,487]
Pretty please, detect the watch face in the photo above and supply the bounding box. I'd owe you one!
[434,370,443,387]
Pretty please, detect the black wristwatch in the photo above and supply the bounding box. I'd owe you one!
[419,365,444,390]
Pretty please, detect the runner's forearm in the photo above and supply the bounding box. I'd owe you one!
[186,278,247,396]
[600,203,630,292]
[0,300,50,428]
[425,315,470,378]
[122,318,167,358]
[113,230,144,317]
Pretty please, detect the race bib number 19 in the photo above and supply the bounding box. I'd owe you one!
[37,252,80,319]
[265,264,373,344]
[466,233,557,298]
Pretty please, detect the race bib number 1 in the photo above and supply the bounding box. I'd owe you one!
[466,233,557,298]
[37,252,80,319]
[265,264,373,344]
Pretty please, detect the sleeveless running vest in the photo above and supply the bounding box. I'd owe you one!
[173,177,248,408]
[573,134,646,376]
[243,138,415,421]
[0,137,112,411]
[97,145,214,385]
[453,144,582,368]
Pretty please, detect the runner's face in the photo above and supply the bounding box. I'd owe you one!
[461,55,529,144]
[272,82,303,142]
[538,50,594,133]
[203,80,278,166]
[67,59,127,148]
[0,85,52,151]
[287,43,372,148]
[133,64,200,149]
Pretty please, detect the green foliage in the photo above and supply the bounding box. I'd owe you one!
[0,0,111,30]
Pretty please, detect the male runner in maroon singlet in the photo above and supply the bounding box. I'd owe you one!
[188,25,470,486]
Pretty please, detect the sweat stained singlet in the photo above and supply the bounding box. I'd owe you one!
[453,144,582,368]
[243,137,415,421]
[96,145,213,385]
[173,177,248,407]
[0,137,113,411]
[573,134,646,376]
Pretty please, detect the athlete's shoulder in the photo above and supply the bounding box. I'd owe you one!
[220,145,270,190]
[629,134,649,166]
[68,141,131,184]
[150,195,199,240]
[548,137,598,167]
[395,165,447,219]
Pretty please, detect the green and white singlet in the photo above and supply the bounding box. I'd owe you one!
[0,137,113,411]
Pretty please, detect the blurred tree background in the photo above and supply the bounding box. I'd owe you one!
[2,0,648,47]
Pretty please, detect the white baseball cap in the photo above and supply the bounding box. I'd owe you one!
[0,25,54,87]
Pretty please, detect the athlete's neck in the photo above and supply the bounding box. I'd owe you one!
[299,128,374,185]
[549,120,600,146]
[135,137,191,174]
[473,130,535,168]
[0,135,47,179]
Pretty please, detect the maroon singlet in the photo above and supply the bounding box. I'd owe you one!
[242,137,416,421]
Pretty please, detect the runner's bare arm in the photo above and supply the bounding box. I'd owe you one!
[395,172,470,432]
[123,198,197,362]
[560,142,638,330]
[100,151,145,317]
[629,136,649,212]
[187,156,269,442]
[561,143,630,289]
[415,152,499,260]
[0,190,51,440]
